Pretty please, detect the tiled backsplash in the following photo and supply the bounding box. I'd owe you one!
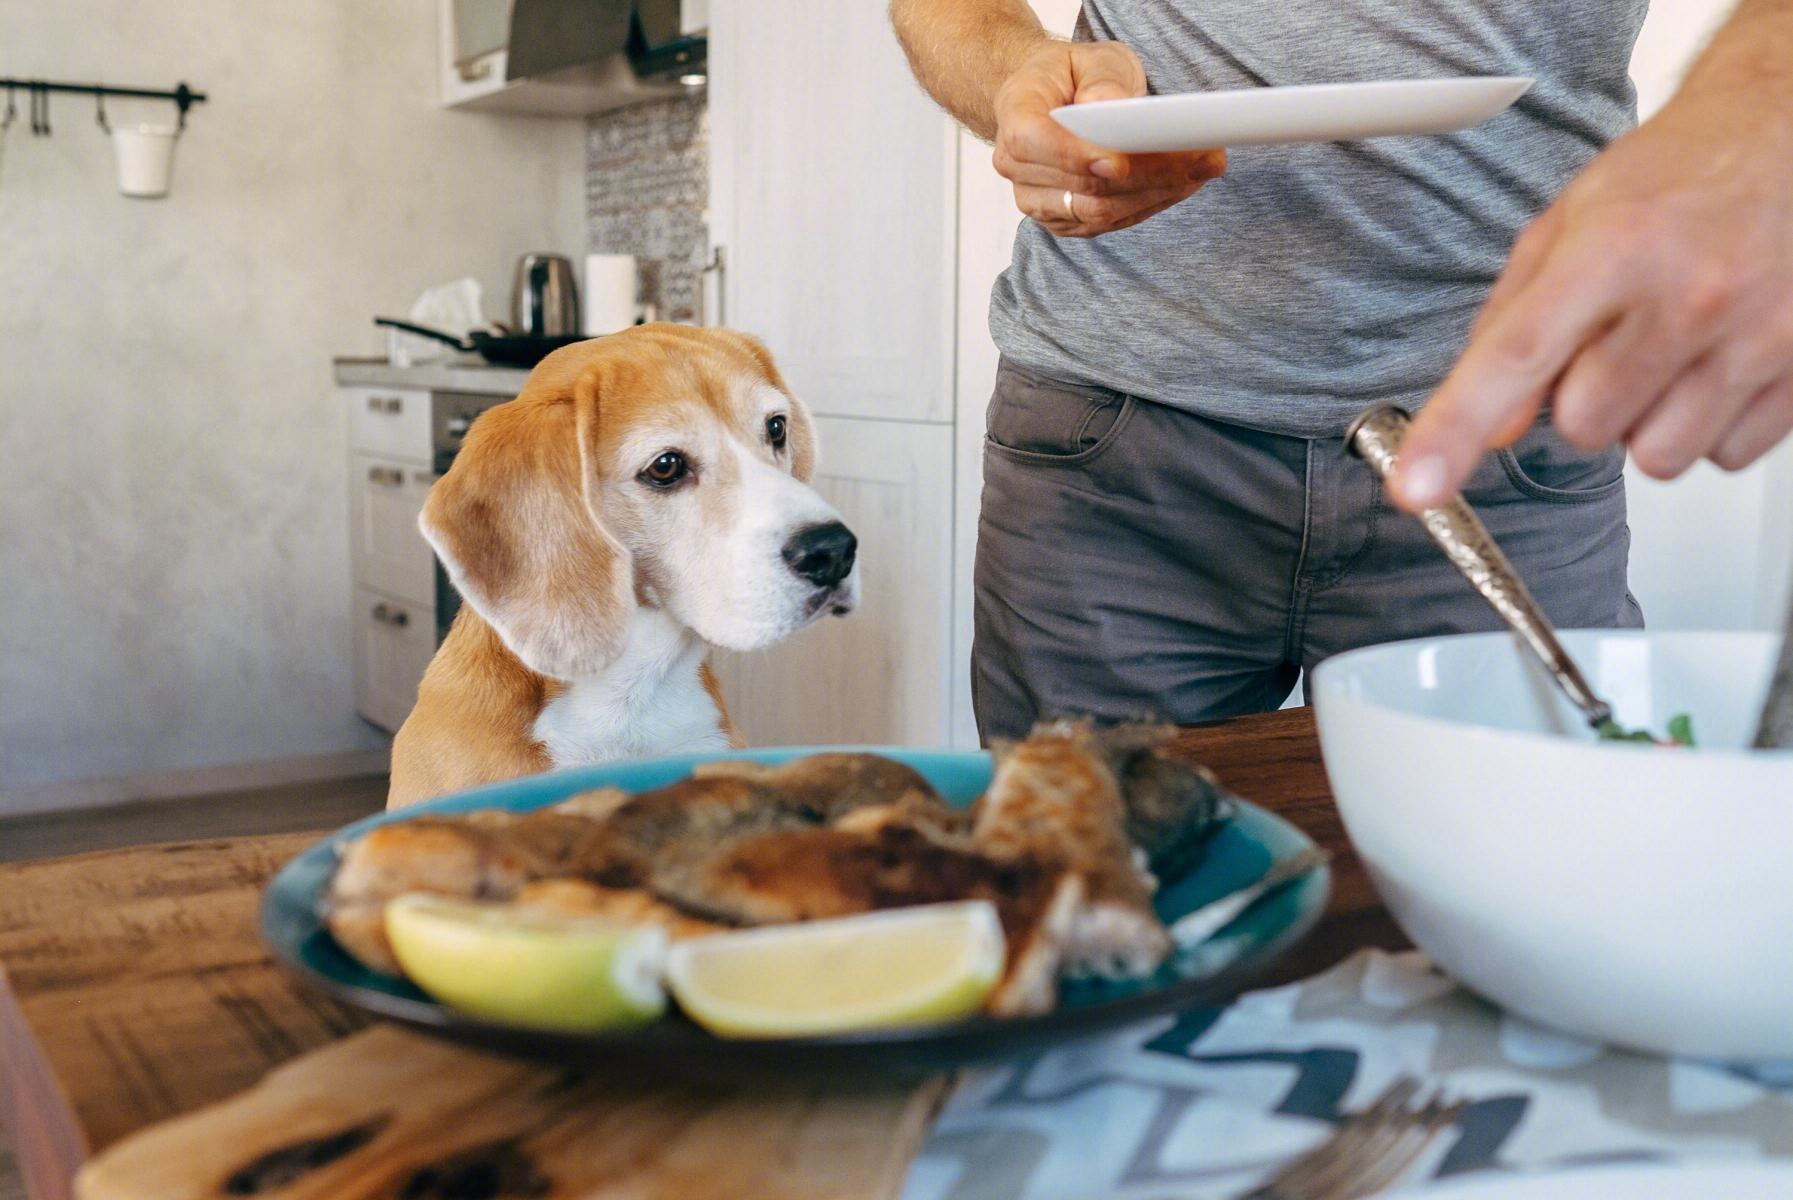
[585,93,709,324]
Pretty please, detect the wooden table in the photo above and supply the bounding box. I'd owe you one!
[0,708,1406,1200]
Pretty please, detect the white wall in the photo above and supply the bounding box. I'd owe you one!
[0,1,585,808]
[1625,0,1793,631]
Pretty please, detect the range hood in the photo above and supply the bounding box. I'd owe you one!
[504,0,707,114]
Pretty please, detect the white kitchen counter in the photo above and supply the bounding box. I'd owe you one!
[332,357,531,396]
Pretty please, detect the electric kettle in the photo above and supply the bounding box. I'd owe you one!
[511,253,581,338]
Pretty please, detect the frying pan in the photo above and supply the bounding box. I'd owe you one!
[374,317,588,368]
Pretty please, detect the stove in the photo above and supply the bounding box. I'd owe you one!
[429,390,510,644]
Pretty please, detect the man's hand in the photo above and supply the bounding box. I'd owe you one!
[993,40,1224,238]
[1392,56,1793,511]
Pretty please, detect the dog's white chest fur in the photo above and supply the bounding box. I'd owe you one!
[532,610,729,768]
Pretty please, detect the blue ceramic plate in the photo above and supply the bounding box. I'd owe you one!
[263,747,1329,1077]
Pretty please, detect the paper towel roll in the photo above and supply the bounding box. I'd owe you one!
[584,254,638,336]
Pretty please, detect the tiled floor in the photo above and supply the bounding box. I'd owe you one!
[0,773,389,1199]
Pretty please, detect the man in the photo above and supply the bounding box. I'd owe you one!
[891,0,1793,738]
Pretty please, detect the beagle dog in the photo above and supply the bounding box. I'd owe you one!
[387,326,858,809]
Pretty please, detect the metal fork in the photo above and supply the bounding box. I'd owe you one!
[1239,1076,1467,1200]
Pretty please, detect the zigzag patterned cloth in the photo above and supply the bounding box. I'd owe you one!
[902,950,1793,1200]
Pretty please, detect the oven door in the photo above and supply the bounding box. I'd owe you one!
[428,390,510,644]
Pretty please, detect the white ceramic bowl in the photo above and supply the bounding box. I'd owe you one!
[1311,630,1793,1060]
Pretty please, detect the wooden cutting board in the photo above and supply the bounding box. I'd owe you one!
[76,1024,948,1200]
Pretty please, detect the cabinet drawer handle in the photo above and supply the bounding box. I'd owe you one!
[366,465,406,487]
[366,395,404,415]
[371,603,410,628]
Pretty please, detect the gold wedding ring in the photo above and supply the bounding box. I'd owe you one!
[1063,189,1079,223]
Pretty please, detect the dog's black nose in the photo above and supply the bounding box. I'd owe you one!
[782,521,857,588]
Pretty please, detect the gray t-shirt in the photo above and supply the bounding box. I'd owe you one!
[990,0,1649,437]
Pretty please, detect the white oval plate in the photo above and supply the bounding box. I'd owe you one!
[1051,76,1533,152]
[1416,1163,1793,1199]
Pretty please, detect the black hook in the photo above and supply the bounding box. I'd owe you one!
[0,78,207,136]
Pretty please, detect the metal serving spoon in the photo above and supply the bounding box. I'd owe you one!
[1344,405,1617,733]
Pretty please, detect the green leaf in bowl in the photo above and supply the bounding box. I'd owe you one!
[1597,713,1696,747]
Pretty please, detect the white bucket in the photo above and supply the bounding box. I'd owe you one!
[111,124,179,198]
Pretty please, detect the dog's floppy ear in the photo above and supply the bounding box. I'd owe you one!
[419,371,633,678]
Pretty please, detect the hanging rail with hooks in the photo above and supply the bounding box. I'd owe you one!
[0,78,207,136]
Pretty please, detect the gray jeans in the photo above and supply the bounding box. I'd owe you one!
[972,359,1643,740]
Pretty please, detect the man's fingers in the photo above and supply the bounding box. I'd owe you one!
[1711,376,1793,471]
[1105,193,1190,234]
[1093,150,1225,188]
[1492,382,1552,447]
[1069,41,1148,104]
[1012,183,1075,231]
[1131,148,1226,187]
[995,145,1219,196]
[1390,246,1631,511]
[1000,111,1120,178]
[1082,186,1200,228]
[1471,209,1563,340]
[1014,183,1196,237]
[1550,307,1702,450]
[1392,389,1549,513]
[1625,351,1761,479]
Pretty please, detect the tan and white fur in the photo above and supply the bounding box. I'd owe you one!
[387,326,858,809]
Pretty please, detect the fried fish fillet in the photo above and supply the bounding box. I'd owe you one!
[510,878,725,940]
[654,822,983,924]
[1098,725,1236,880]
[654,821,1083,1016]
[324,782,764,971]
[971,720,1172,979]
[327,813,605,973]
[690,752,954,828]
[325,756,960,974]
[644,724,1229,1009]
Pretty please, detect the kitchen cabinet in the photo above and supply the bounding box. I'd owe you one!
[345,386,432,462]
[353,587,439,734]
[343,383,435,734]
[338,367,523,735]
[704,0,1073,749]
[349,455,437,608]
[705,0,956,425]
[435,0,703,116]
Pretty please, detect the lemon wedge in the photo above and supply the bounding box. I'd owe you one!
[384,892,667,1032]
[665,901,1006,1038]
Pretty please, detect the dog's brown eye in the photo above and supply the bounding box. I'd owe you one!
[640,451,690,488]
[766,415,788,451]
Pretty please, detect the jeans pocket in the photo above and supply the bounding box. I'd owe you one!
[985,359,1136,468]
[1494,422,1626,505]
